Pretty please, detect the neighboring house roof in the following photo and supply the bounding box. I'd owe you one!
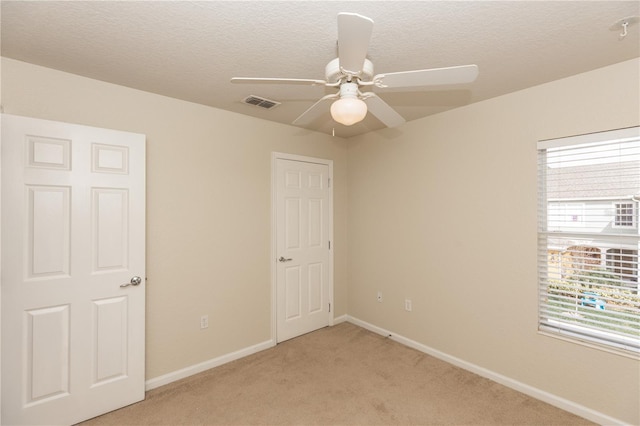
[546,161,640,200]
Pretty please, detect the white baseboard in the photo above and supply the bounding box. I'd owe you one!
[147,317,350,391]
[144,316,351,392]
[346,315,625,426]
[145,339,275,391]
[332,314,348,324]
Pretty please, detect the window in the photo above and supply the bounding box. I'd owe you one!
[606,248,638,283]
[614,202,636,228]
[537,127,640,355]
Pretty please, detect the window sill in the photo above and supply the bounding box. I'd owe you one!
[539,323,640,360]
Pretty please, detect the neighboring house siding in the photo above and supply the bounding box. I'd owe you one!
[545,161,639,288]
[547,199,638,235]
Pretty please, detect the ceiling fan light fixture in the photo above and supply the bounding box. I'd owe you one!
[330,82,367,126]
[330,97,367,126]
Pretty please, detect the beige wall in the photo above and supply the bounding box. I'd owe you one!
[0,57,349,379]
[2,56,639,423]
[347,58,640,424]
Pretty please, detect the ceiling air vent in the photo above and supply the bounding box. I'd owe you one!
[242,95,280,110]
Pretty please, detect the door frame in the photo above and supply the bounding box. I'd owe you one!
[271,152,334,343]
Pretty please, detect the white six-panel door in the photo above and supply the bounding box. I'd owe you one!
[275,157,331,342]
[1,114,146,425]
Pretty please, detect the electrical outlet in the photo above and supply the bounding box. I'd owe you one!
[377,291,383,302]
[405,299,412,312]
[200,315,209,329]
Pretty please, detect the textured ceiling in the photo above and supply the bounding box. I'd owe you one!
[2,1,639,138]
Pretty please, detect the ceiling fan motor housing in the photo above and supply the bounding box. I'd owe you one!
[338,82,359,98]
[325,58,374,83]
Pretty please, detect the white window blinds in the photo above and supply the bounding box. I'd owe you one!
[537,127,640,354]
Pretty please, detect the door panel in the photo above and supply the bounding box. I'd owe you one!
[285,198,301,249]
[92,188,129,271]
[1,114,146,425]
[28,185,71,278]
[308,199,322,247]
[92,296,128,385]
[275,158,331,342]
[27,135,71,170]
[308,263,323,313]
[25,305,71,404]
[285,267,302,320]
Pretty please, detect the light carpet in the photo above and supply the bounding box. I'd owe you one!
[81,322,593,425]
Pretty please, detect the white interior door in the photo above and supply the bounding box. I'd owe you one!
[275,156,332,342]
[1,114,146,425]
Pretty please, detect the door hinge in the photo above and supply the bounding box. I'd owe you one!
[328,178,331,188]
[329,302,331,313]
[328,240,331,250]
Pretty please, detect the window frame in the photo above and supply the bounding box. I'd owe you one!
[613,201,637,229]
[537,126,640,357]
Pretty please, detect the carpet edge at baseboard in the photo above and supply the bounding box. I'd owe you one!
[146,316,350,392]
[145,339,275,391]
[346,315,625,426]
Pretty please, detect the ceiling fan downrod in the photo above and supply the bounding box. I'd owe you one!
[325,57,374,85]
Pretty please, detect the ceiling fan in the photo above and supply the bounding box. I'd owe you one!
[231,12,479,128]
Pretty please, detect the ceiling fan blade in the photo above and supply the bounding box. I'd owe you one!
[293,94,339,126]
[363,93,406,128]
[374,65,479,89]
[231,77,326,86]
[337,12,374,75]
